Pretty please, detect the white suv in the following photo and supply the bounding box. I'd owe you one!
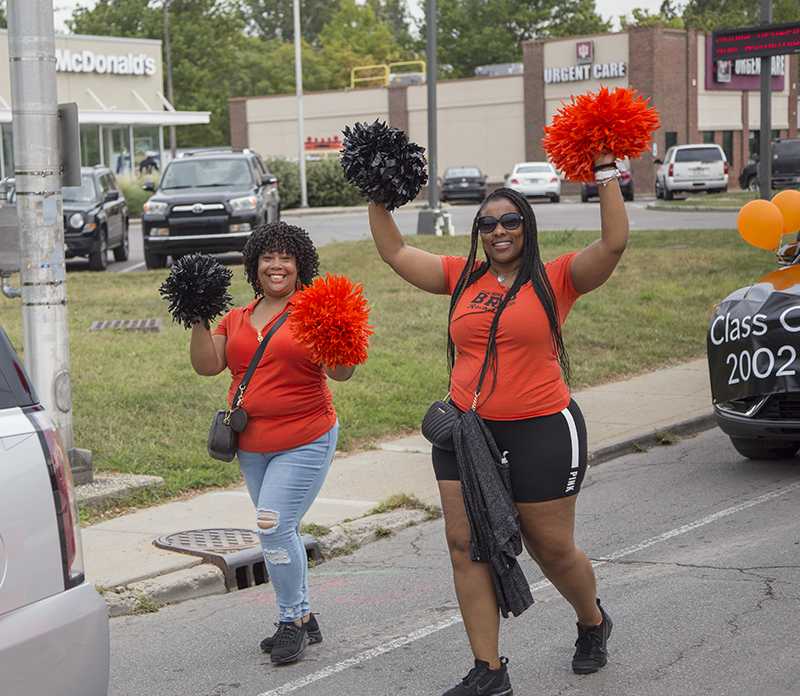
[655,144,728,200]
[0,323,110,696]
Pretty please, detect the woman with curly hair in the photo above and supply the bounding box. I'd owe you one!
[190,221,355,665]
[367,150,628,695]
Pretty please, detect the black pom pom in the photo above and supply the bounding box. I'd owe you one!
[340,120,428,211]
[159,254,234,330]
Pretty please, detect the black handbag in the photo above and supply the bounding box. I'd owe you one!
[422,342,493,451]
[207,312,288,461]
[421,399,460,451]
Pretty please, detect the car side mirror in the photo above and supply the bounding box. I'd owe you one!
[653,159,662,165]
[262,174,277,185]
[104,190,119,202]
[503,173,509,179]
[142,181,155,192]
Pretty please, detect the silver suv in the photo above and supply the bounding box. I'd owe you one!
[655,144,728,200]
[0,323,110,695]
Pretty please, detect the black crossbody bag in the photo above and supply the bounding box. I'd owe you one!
[207,312,288,462]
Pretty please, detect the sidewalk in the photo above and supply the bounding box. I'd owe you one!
[79,358,714,615]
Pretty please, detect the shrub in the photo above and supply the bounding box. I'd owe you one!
[117,176,153,217]
[306,157,363,208]
[265,157,301,210]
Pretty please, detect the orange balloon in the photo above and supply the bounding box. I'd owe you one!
[771,189,800,236]
[737,199,784,250]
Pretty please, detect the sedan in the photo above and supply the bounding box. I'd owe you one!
[707,241,800,459]
[505,162,561,203]
[439,166,487,203]
[580,160,634,202]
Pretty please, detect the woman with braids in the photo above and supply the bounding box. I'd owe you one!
[367,151,628,695]
[190,222,355,666]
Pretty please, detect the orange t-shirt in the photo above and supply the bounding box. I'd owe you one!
[442,253,581,420]
[213,298,337,452]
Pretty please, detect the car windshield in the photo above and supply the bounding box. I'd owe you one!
[516,164,552,174]
[674,147,723,163]
[62,174,97,203]
[445,167,481,178]
[161,159,253,189]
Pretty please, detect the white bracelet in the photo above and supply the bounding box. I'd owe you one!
[595,168,621,186]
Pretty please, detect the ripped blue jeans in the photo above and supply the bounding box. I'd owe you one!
[237,421,338,622]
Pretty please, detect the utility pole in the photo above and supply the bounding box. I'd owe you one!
[759,0,773,199]
[294,0,308,208]
[164,1,177,159]
[7,0,92,483]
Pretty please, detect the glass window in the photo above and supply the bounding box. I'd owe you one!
[703,131,715,144]
[665,132,678,150]
[722,131,733,164]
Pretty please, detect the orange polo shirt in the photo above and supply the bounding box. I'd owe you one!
[213,298,337,453]
[442,253,581,420]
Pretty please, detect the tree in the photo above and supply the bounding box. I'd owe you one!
[620,2,684,30]
[681,0,760,31]
[236,0,342,46]
[423,0,609,79]
[0,1,6,29]
[318,0,410,88]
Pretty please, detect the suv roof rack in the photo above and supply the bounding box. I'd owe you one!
[178,147,257,158]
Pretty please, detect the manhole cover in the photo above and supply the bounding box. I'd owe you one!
[155,528,259,556]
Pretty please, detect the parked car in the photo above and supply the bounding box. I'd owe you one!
[505,162,561,203]
[767,138,800,189]
[63,165,129,271]
[739,161,758,191]
[655,144,728,200]
[141,148,280,269]
[0,322,110,695]
[580,159,634,202]
[439,166,487,203]
[707,240,800,459]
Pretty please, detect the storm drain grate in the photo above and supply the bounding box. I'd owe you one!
[154,528,322,591]
[89,318,163,332]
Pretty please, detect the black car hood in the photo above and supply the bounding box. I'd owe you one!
[62,201,100,214]
[149,186,255,206]
[707,264,800,403]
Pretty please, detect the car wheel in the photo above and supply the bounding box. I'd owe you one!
[550,194,560,203]
[624,189,634,202]
[144,247,167,270]
[580,188,589,203]
[729,437,800,460]
[655,180,662,199]
[746,175,758,192]
[88,230,108,271]
[113,220,129,262]
[664,186,674,201]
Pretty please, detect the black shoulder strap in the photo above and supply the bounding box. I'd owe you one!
[232,311,288,409]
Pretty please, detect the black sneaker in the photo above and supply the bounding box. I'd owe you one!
[261,613,322,653]
[269,621,308,664]
[572,599,613,674]
[442,657,513,696]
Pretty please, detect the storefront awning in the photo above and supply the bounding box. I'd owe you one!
[0,108,210,127]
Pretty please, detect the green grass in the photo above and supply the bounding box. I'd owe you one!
[0,227,778,510]
[659,190,757,207]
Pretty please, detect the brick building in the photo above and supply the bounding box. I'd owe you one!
[230,24,799,196]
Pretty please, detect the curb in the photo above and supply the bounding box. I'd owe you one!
[99,507,435,617]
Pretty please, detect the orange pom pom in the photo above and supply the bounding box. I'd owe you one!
[288,274,374,369]
[542,86,660,184]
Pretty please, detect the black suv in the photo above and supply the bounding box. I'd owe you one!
[766,138,800,189]
[141,148,280,269]
[63,165,129,271]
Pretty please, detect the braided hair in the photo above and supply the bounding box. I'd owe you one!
[447,187,570,398]
[242,221,320,298]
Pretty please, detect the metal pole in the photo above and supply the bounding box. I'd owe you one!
[164,1,177,159]
[294,0,308,208]
[426,0,438,207]
[759,0,773,199]
[7,0,92,482]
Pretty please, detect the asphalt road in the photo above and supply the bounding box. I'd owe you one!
[86,197,739,275]
[107,426,800,696]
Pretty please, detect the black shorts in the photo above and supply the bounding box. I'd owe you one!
[431,399,588,503]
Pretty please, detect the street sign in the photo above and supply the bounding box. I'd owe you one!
[712,22,800,61]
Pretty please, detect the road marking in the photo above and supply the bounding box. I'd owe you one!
[256,481,800,695]
[120,262,146,273]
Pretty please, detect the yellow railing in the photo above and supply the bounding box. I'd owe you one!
[350,61,426,89]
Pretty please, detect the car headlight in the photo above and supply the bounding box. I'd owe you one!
[143,200,168,216]
[230,195,258,212]
[68,212,85,229]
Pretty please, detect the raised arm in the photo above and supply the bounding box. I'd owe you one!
[368,203,448,294]
[190,322,228,376]
[569,153,630,294]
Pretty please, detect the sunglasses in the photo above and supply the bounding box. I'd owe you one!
[477,212,524,235]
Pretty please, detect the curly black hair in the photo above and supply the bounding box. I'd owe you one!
[241,221,320,297]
